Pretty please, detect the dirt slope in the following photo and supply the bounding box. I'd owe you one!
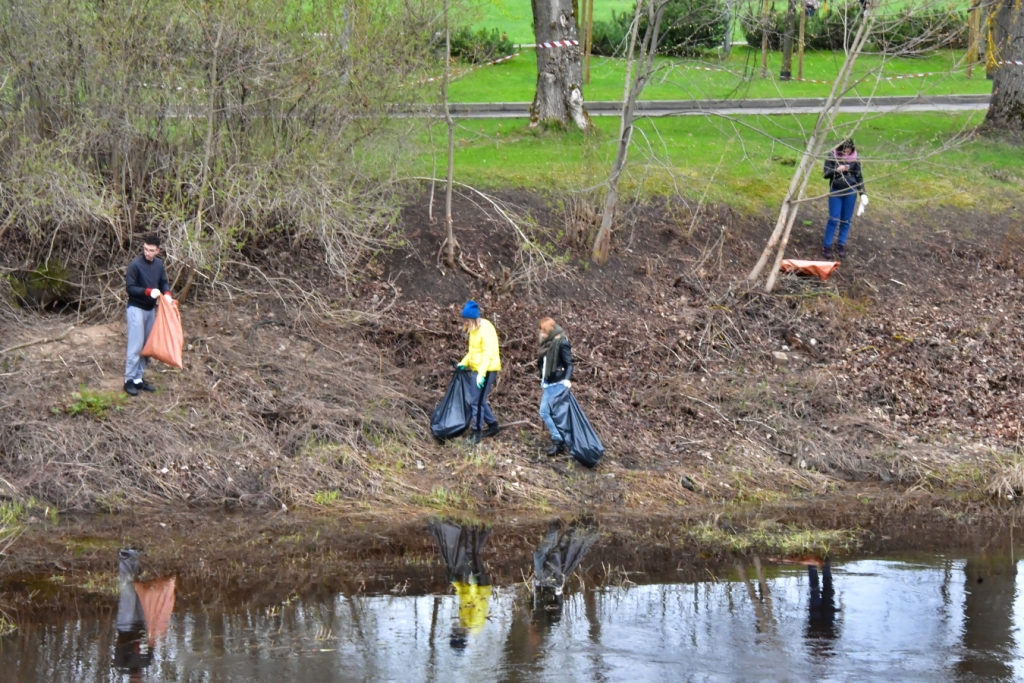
[1,191,1023,521]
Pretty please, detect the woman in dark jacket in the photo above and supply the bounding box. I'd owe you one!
[537,317,573,456]
[821,139,866,260]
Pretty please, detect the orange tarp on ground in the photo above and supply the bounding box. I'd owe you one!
[134,576,176,644]
[780,259,840,281]
[141,297,184,369]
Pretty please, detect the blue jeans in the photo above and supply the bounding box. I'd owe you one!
[470,372,497,431]
[125,306,155,383]
[824,192,857,247]
[539,384,567,441]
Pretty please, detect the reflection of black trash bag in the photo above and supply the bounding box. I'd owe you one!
[431,370,477,440]
[428,519,491,585]
[550,387,604,468]
[533,521,598,592]
[533,520,598,620]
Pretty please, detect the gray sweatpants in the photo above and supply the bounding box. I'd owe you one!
[125,305,155,384]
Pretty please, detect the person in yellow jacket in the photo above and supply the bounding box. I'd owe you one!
[457,300,501,444]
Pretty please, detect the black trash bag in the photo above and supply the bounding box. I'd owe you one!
[427,519,491,584]
[431,369,477,440]
[550,387,604,468]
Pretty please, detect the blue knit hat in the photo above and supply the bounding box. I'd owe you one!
[461,300,480,319]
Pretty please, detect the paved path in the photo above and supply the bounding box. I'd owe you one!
[448,94,990,119]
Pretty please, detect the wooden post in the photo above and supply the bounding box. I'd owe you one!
[584,0,595,84]
[967,1,979,79]
[797,5,806,81]
[760,0,771,78]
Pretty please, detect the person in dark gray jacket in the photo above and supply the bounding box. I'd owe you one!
[821,139,866,260]
[537,317,574,456]
[124,234,170,396]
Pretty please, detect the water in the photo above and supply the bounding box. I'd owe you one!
[2,555,1023,682]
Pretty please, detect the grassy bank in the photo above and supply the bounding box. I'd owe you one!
[426,112,1024,213]
[449,47,992,103]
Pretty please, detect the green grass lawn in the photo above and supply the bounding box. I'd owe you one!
[449,46,992,102]
[463,0,634,43]
[421,111,1023,214]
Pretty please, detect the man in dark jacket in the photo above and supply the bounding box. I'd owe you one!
[537,317,573,456]
[124,234,170,396]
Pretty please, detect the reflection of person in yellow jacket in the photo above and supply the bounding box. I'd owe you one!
[454,579,493,633]
[457,300,502,444]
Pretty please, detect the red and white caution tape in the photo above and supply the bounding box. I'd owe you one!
[422,52,520,84]
[537,39,579,49]
[995,60,1024,66]
[885,72,945,80]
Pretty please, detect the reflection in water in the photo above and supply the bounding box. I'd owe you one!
[4,555,1024,681]
[113,548,177,680]
[806,561,838,659]
[957,555,1017,681]
[428,520,492,648]
[498,520,598,683]
[532,520,598,623]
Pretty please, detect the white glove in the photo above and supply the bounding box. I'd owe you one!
[857,194,869,217]
[560,379,572,390]
[149,289,161,299]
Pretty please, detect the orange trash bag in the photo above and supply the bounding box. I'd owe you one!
[141,296,184,369]
[780,259,840,281]
[134,576,176,645]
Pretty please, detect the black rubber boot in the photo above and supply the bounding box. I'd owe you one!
[822,245,833,260]
[546,440,565,457]
[138,380,156,392]
[835,244,847,259]
[469,430,482,445]
[124,381,139,397]
[483,422,500,438]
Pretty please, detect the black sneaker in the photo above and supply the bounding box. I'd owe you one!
[483,422,500,438]
[124,381,139,397]
[468,430,482,445]
[546,440,566,457]
[835,244,847,259]
[822,245,833,260]
[138,380,157,392]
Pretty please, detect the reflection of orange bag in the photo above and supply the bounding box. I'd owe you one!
[141,298,184,369]
[134,576,176,644]
[780,259,840,281]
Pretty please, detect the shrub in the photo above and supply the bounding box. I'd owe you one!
[448,26,514,64]
[873,5,968,53]
[742,1,863,52]
[656,0,730,55]
[591,12,633,56]
[592,0,729,57]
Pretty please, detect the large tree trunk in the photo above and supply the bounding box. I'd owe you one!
[531,0,591,130]
[984,0,1024,130]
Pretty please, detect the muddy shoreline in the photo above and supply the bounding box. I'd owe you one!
[1,495,1017,624]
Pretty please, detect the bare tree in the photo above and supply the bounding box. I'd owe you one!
[441,0,458,268]
[531,0,592,129]
[0,0,444,306]
[748,6,879,291]
[984,0,1024,130]
[591,0,669,265]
